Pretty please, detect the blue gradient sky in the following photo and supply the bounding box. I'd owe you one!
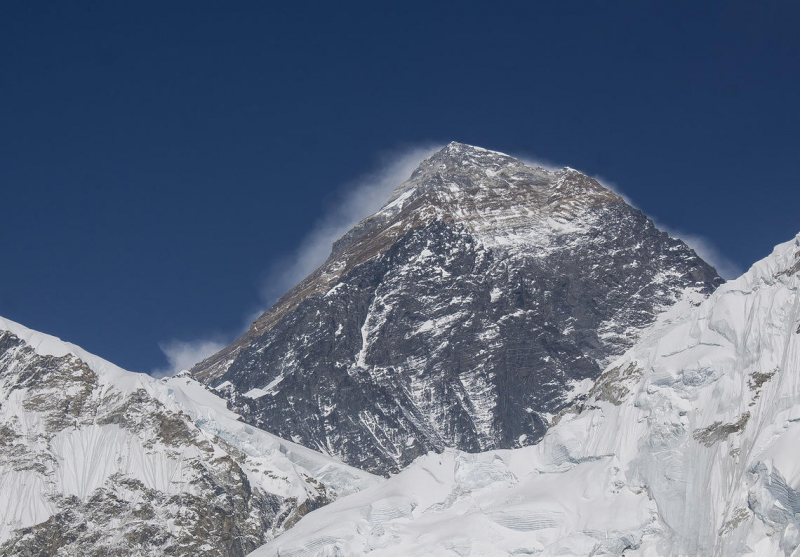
[2,1,798,373]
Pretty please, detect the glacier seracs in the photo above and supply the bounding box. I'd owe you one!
[251,232,800,557]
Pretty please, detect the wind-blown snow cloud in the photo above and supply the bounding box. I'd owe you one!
[259,142,443,304]
[151,143,442,377]
[657,229,743,280]
[513,153,561,172]
[151,338,227,378]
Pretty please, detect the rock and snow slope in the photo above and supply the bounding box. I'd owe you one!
[251,233,800,557]
[0,317,378,556]
[192,142,721,475]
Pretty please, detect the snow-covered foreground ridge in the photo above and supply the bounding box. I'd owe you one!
[252,232,800,557]
[0,317,378,556]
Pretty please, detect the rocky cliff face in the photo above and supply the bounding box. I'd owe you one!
[0,318,377,556]
[192,142,722,475]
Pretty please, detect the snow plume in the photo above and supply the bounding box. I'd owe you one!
[589,175,640,209]
[593,174,743,280]
[151,337,227,378]
[513,153,561,172]
[660,229,743,280]
[149,143,441,377]
[259,142,443,304]
[514,153,741,280]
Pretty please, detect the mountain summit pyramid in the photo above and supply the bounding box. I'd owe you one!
[191,142,722,475]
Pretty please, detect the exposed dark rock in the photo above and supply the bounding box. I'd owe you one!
[585,362,642,406]
[694,413,751,446]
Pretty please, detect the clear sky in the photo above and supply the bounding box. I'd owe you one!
[2,1,798,374]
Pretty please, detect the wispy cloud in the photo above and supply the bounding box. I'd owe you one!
[259,142,443,304]
[588,175,640,210]
[151,142,442,377]
[656,229,743,280]
[151,337,228,378]
[512,153,561,172]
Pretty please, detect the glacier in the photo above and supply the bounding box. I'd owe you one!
[251,232,800,557]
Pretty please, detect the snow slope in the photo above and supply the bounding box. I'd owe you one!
[0,317,378,555]
[251,232,800,557]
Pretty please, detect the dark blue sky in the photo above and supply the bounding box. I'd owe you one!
[2,1,798,373]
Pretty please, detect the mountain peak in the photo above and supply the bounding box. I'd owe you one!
[320,143,626,284]
[434,141,515,161]
[406,141,539,182]
[190,142,721,475]
[382,142,620,230]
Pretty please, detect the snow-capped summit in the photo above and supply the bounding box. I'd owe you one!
[252,232,800,557]
[337,141,621,255]
[0,317,378,556]
[191,143,722,475]
[387,141,611,206]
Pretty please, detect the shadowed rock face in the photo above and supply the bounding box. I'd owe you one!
[192,142,722,475]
